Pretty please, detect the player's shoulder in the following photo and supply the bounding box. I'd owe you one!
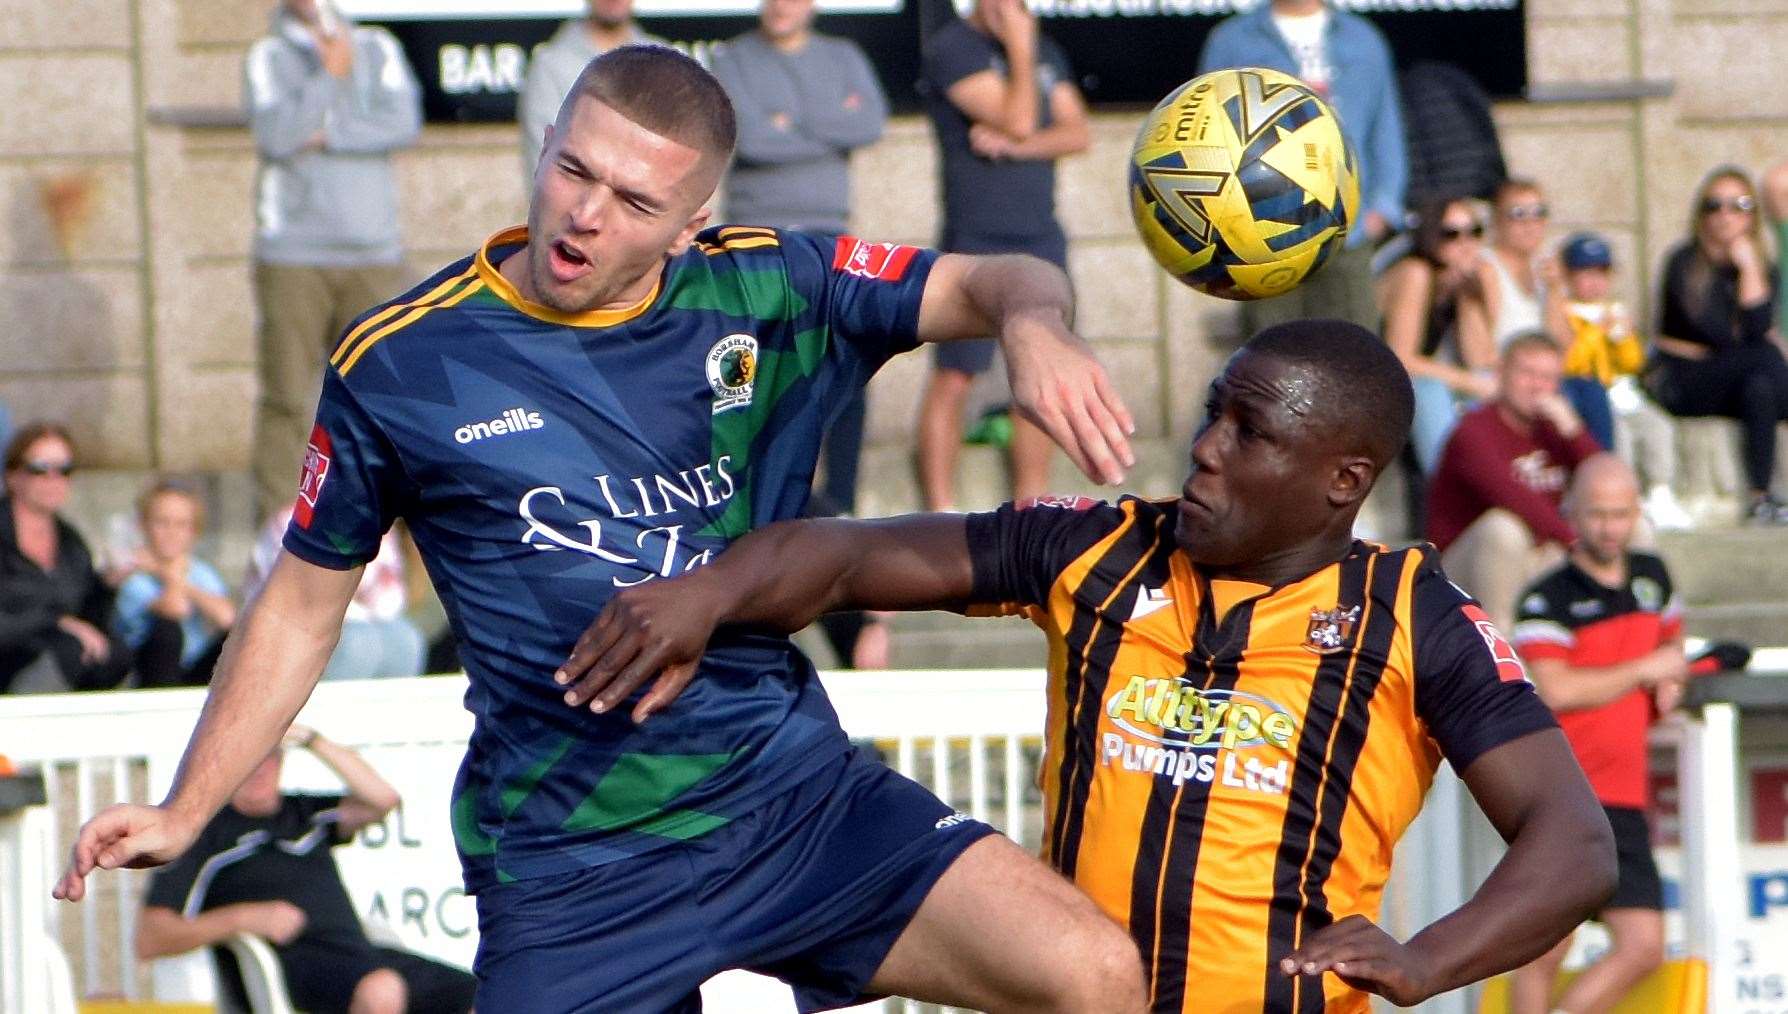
[667,225,805,317]
[1405,541,1488,623]
[1404,544,1530,680]
[328,253,482,383]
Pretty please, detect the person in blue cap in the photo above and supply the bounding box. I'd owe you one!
[1558,231,1693,530]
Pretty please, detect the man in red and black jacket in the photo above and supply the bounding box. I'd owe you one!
[1506,455,1684,1014]
[1427,333,1604,631]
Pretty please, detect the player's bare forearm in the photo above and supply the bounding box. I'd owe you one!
[917,252,1072,344]
[1280,730,1613,1004]
[916,254,1132,484]
[160,555,355,827]
[558,516,974,720]
[727,515,976,623]
[56,553,361,903]
[1401,730,1614,995]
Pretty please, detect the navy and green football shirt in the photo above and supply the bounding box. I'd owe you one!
[284,225,937,890]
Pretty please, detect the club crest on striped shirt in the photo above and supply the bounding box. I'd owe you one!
[1303,604,1361,655]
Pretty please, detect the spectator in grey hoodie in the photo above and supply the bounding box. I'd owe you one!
[519,0,666,177]
[244,0,421,517]
[711,0,887,236]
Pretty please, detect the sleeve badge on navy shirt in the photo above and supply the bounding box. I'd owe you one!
[293,424,333,530]
[706,333,758,415]
[1304,604,1361,654]
[833,236,919,282]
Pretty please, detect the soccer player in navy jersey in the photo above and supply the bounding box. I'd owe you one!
[57,45,1149,1013]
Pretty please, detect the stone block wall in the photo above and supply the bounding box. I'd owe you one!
[2,0,1785,510]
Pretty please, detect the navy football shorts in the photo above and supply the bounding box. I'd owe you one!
[933,230,1071,376]
[471,746,997,1012]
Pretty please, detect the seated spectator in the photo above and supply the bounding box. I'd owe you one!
[1559,231,1692,529]
[1480,179,1615,449]
[0,423,129,694]
[1646,165,1787,524]
[1379,197,1497,472]
[1508,456,1683,1014]
[112,482,235,688]
[1766,159,1788,337]
[136,723,475,1014]
[244,507,425,679]
[1426,334,1604,632]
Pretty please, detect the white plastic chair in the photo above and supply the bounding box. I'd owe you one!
[217,932,297,1014]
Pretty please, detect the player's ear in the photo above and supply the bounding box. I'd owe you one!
[1326,456,1375,510]
[667,205,712,258]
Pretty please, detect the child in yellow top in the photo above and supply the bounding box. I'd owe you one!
[1561,231,1691,528]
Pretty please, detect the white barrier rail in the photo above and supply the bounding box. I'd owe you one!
[3,666,1770,1013]
[0,672,1052,1012]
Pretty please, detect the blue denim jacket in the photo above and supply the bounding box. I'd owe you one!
[1198,3,1408,246]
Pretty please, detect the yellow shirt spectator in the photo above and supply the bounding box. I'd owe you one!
[1564,301,1646,386]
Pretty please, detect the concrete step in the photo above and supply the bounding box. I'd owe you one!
[885,612,1044,670]
[1681,602,1788,648]
[1656,528,1788,607]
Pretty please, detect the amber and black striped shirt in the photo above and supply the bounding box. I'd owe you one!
[966,495,1555,1013]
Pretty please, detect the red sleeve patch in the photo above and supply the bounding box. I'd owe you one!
[832,236,920,282]
[293,424,333,530]
[1014,495,1103,513]
[1461,603,1530,683]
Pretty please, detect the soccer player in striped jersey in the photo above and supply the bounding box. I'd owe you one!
[57,45,1148,1012]
[565,319,1621,1012]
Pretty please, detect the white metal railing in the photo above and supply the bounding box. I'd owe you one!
[0,672,1051,1012]
[3,662,1775,1013]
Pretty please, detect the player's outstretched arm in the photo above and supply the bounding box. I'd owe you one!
[1279,728,1615,1005]
[53,551,362,902]
[558,514,974,722]
[916,253,1135,486]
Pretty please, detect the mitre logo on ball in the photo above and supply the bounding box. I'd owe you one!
[1129,67,1359,301]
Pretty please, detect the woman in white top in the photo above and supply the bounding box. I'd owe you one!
[1480,178,1615,448]
[1479,178,1569,348]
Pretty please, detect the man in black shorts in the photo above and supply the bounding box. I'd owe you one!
[1508,456,1687,1013]
[135,723,474,1014]
[916,0,1090,510]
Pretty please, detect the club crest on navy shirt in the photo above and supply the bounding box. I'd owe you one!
[705,333,758,415]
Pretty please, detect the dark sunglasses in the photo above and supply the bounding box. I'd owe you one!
[1440,223,1485,241]
[21,460,75,477]
[1701,195,1756,215]
[1503,203,1549,221]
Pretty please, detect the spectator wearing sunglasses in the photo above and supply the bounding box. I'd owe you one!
[1479,180,1614,451]
[0,423,130,694]
[1766,159,1788,338]
[1380,196,1497,473]
[1647,165,1788,524]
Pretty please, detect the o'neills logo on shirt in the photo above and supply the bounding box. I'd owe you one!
[455,408,544,445]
